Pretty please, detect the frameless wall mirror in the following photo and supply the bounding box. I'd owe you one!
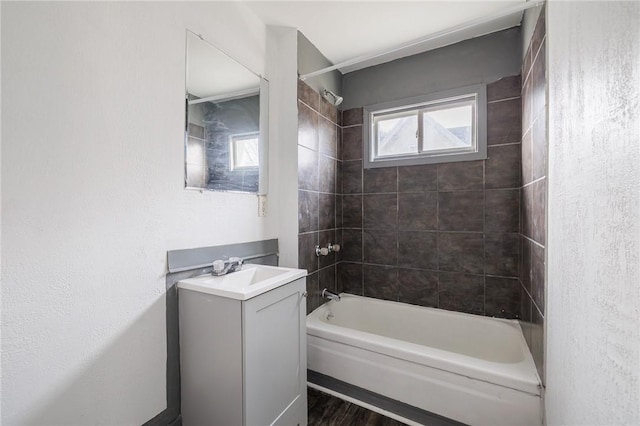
[185,30,269,194]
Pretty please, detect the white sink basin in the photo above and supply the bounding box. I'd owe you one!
[177,264,307,300]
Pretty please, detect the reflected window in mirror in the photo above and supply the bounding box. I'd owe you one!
[230,132,259,171]
[185,30,268,194]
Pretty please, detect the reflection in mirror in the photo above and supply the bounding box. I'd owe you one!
[185,30,268,194]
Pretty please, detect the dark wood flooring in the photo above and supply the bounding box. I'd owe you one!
[308,387,407,426]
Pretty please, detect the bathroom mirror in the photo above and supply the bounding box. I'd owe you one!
[185,30,268,194]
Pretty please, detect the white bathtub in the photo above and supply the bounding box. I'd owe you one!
[307,294,542,426]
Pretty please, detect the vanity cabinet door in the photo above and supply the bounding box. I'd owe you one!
[243,278,307,426]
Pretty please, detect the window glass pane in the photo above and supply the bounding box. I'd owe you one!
[231,134,259,169]
[375,112,418,157]
[422,103,473,151]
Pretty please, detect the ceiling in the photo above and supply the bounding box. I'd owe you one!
[187,31,260,99]
[244,1,526,74]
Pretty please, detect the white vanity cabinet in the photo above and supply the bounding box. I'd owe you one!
[178,266,307,426]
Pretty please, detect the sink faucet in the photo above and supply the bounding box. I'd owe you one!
[212,257,243,276]
[322,288,340,301]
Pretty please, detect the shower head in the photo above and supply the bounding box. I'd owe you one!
[322,89,343,106]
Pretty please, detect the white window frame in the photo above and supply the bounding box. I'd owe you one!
[363,84,487,169]
[229,131,260,171]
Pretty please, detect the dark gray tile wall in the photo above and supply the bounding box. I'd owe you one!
[520,8,547,382]
[298,80,341,314]
[336,74,523,318]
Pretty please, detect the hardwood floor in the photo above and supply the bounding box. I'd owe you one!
[308,387,407,426]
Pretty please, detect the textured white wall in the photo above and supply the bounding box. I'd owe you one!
[1,2,282,424]
[546,2,640,424]
[267,26,299,269]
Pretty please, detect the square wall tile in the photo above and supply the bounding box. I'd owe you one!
[341,229,363,262]
[437,161,484,191]
[530,8,546,69]
[531,178,546,245]
[319,97,338,124]
[318,194,336,230]
[298,79,319,111]
[487,98,522,145]
[318,117,337,158]
[338,262,363,295]
[298,101,318,151]
[520,283,532,322]
[335,195,343,229]
[487,75,521,102]
[485,277,521,318]
[398,192,437,231]
[318,155,336,194]
[364,167,397,193]
[531,242,545,314]
[398,164,438,192]
[532,113,547,182]
[342,195,362,228]
[438,191,484,232]
[531,305,545,381]
[298,145,319,191]
[363,194,397,230]
[522,76,533,135]
[319,265,337,294]
[522,184,533,240]
[342,160,362,194]
[398,269,438,307]
[438,272,484,315]
[439,232,484,274]
[363,229,398,265]
[298,232,318,274]
[306,272,319,314]
[520,236,532,293]
[342,108,363,126]
[318,229,337,269]
[398,231,438,270]
[522,46,532,85]
[521,129,533,185]
[485,189,520,233]
[485,233,520,277]
[531,39,547,121]
[520,294,533,349]
[342,126,363,160]
[485,144,521,189]
[363,265,398,301]
[298,190,319,233]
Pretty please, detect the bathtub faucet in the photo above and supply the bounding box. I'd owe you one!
[322,288,341,301]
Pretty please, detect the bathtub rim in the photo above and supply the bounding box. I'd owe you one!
[306,293,541,396]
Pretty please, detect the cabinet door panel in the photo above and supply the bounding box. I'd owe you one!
[244,278,307,426]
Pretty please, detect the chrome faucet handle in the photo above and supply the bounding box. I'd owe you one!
[328,243,341,253]
[213,259,226,274]
[315,246,329,257]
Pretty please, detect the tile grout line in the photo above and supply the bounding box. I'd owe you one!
[522,175,546,189]
[522,234,545,250]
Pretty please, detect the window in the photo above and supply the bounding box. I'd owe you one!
[229,132,259,170]
[364,84,486,168]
